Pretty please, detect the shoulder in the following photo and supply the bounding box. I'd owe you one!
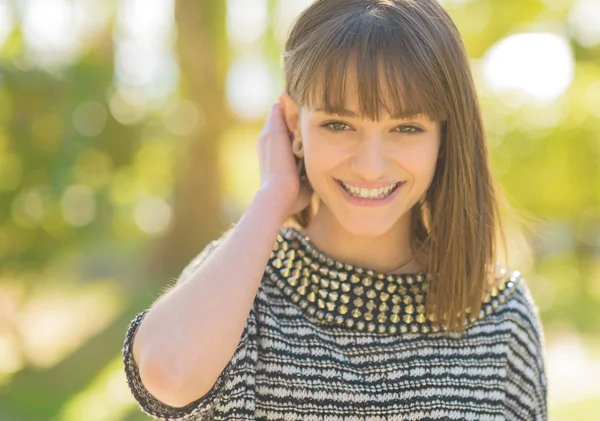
[486,268,546,353]
[494,269,549,418]
[500,271,543,331]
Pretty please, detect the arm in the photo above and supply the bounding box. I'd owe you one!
[123,189,287,418]
[504,279,548,421]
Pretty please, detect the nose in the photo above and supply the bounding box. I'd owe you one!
[350,137,388,180]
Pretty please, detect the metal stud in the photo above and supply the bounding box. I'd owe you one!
[269,226,515,336]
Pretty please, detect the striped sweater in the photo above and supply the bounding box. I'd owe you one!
[123,225,548,420]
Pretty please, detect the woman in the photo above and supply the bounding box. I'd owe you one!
[123,0,548,420]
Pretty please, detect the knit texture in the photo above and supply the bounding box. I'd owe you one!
[123,226,548,420]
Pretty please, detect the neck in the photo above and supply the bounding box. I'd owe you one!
[300,204,425,275]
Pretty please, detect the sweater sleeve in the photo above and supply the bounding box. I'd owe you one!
[122,228,258,420]
[503,277,549,421]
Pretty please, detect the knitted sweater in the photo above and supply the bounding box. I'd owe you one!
[122,225,548,420]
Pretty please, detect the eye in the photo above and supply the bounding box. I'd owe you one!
[321,121,424,135]
[321,121,352,132]
[395,125,423,135]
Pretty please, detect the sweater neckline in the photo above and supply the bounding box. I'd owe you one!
[284,225,427,280]
[265,224,521,335]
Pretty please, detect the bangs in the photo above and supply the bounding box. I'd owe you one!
[287,8,450,122]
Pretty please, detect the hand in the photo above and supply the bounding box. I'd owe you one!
[256,100,313,220]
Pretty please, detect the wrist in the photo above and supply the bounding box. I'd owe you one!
[251,188,289,226]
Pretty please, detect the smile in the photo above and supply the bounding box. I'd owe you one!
[335,179,404,207]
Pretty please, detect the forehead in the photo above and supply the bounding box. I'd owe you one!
[304,55,438,122]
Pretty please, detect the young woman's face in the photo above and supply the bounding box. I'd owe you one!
[298,91,442,236]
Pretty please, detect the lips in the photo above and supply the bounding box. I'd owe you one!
[335,178,404,206]
[336,179,404,199]
[335,179,402,192]
[335,179,403,190]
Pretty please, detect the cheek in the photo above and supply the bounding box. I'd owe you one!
[304,139,343,170]
[395,140,439,181]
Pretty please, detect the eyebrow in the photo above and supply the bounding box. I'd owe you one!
[314,108,422,120]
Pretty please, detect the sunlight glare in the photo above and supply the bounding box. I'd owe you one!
[482,33,574,102]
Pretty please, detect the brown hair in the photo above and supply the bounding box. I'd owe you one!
[281,0,522,336]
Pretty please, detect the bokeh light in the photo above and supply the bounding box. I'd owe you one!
[482,32,574,102]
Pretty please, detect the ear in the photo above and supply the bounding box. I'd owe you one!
[279,92,301,140]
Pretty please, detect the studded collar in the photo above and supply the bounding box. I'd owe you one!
[265,225,521,335]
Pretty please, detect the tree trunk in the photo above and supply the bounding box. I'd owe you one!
[144,0,234,282]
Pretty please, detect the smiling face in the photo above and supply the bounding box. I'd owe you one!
[286,65,442,237]
[302,110,439,236]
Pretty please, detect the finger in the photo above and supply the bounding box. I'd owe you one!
[265,102,288,133]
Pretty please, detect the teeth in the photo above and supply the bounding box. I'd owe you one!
[341,181,398,199]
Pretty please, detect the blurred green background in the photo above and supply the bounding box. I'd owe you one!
[0,0,598,420]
